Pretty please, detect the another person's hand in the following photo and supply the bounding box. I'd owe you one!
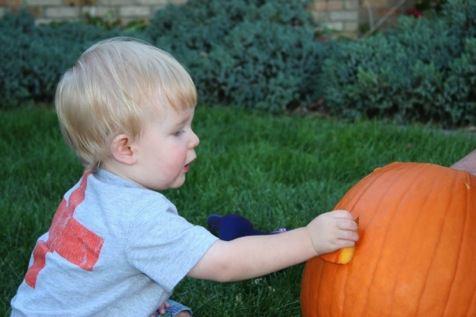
[451,149,476,176]
[306,210,359,255]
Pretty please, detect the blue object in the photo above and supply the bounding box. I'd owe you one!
[207,214,289,241]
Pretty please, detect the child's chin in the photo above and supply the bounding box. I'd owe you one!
[170,177,186,189]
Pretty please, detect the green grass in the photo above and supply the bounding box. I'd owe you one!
[1,105,474,316]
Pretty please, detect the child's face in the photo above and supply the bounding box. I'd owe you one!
[131,103,199,191]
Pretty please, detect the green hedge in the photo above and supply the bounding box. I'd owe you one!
[321,0,476,126]
[146,0,322,112]
[0,10,136,109]
[0,0,475,127]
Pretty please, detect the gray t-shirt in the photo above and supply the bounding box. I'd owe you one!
[11,169,218,316]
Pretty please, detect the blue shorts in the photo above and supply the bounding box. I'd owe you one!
[155,299,192,317]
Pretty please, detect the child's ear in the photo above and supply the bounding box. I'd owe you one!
[110,134,136,165]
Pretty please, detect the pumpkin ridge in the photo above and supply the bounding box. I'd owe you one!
[339,253,352,316]
[465,172,476,315]
[419,167,459,316]
[441,170,476,315]
[361,163,426,315]
[329,163,423,316]
[324,163,422,316]
[314,257,327,316]
[404,164,454,316]
[328,164,409,316]
[469,281,476,316]
[319,165,384,265]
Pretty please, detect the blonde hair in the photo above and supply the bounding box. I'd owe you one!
[55,37,197,170]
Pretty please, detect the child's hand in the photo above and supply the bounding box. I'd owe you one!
[151,301,170,316]
[306,210,359,255]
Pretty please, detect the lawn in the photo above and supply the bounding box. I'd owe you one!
[1,105,474,316]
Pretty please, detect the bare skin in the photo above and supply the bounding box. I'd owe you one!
[187,210,358,282]
[451,149,476,175]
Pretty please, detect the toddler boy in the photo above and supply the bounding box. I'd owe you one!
[11,37,358,316]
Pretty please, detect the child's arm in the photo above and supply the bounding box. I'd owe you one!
[187,210,358,282]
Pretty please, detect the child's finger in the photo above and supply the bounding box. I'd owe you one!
[338,218,359,230]
[332,209,353,219]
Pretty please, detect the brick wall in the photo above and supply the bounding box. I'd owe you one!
[0,0,415,37]
[309,0,360,35]
[0,0,185,24]
[308,0,415,36]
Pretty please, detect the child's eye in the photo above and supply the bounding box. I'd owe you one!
[174,129,185,136]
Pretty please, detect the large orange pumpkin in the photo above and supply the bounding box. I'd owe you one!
[301,162,476,317]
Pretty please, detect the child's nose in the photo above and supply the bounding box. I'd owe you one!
[189,131,199,148]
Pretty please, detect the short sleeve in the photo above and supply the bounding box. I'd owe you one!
[126,201,218,293]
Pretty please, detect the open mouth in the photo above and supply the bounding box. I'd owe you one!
[184,164,190,172]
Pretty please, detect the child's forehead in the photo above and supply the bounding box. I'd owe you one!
[145,85,196,111]
[143,91,194,119]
